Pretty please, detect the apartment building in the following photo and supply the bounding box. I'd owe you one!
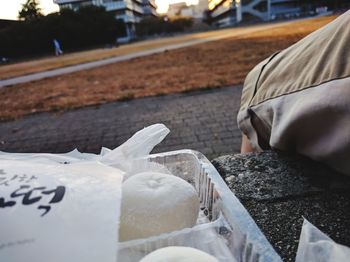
[54,0,157,42]
[143,0,157,16]
[166,0,208,19]
[207,0,235,27]
[207,0,350,27]
[167,2,188,17]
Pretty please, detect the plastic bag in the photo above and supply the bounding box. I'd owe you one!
[0,159,124,262]
[0,123,170,262]
[118,214,237,262]
[296,219,350,262]
[100,123,171,179]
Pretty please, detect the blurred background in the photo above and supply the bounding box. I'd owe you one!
[0,0,349,158]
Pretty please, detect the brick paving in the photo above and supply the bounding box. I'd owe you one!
[0,86,243,160]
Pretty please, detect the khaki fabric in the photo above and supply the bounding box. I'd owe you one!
[237,11,350,175]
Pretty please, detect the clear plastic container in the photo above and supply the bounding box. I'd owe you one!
[118,150,282,262]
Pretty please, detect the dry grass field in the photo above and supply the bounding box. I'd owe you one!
[0,26,271,80]
[0,32,223,80]
[0,15,336,121]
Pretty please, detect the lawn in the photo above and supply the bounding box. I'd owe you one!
[0,26,272,80]
[0,15,336,121]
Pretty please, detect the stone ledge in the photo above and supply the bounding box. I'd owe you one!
[212,151,350,262]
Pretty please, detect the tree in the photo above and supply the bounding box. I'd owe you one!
[1,5,127,58]
[136,16,194,37]
[18,0,43,21]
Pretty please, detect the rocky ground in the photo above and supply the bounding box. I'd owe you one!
[213,151,350,261]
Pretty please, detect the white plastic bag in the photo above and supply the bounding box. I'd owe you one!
[296,219,350,262]
[100,123,171,178]
[0,160,124,262]
[0,123,171,262]
[0,123,170,172]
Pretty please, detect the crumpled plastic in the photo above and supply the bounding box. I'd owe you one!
[0,123,170,262]
[296,218,350,262]
[0,123,170,171]
[100,123,171,179]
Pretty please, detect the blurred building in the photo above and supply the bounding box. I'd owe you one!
[143,0,157,16]
[207,0,235,27]
[180,0,209,19]
[167,0,208,19]
[53,0,157,42]
[207,0,350,27]
[167,2,188,17]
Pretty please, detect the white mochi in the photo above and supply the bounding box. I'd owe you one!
[140,246,219,262]
[119,172,200,241]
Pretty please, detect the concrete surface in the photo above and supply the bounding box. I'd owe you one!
[212,151,350,261]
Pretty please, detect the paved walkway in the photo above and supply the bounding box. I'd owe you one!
[0,39,216,88]
[0,86,243,160]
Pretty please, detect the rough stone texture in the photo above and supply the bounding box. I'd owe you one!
[0,86,242,160]
[212,151,350,262]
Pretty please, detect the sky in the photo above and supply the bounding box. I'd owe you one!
[156,0,198,13]
[0,0,198,20]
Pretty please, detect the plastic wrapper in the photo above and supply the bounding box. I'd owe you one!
[0,124,283,262]
[0,124,171,175]
[0,124,170,262]
[296,219,350,262]
[119,214,236,262]
[0,159,123,262]
[100,123,171,178]
[119,150,282,262]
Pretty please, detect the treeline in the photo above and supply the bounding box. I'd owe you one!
[0,6,126,58]
[136,16,194,37]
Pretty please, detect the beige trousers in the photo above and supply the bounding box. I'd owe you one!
[237,11,350,175]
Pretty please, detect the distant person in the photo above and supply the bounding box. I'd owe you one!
[238,11,350,176]
[53,39,63,56]
[1,57,9,64]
